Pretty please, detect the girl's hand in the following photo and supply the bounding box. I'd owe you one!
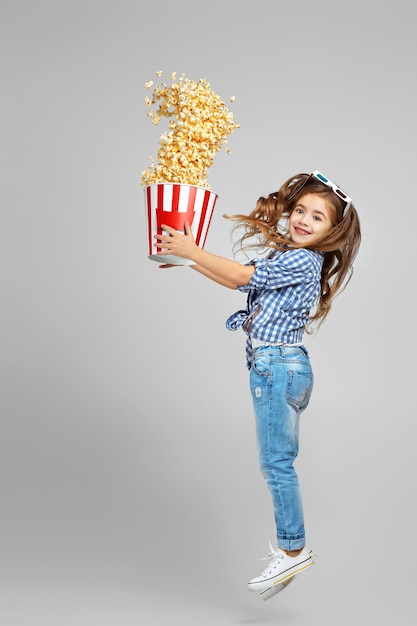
[154,222,197,260]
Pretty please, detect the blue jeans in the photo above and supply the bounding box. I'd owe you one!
[249,344,314,551]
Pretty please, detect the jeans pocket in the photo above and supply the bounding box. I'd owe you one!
[251,350,271,377]
[286,369,314,410]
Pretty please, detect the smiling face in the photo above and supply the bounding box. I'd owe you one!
[288,192,336,247]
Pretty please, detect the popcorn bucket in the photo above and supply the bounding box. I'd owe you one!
[144,183,218,264]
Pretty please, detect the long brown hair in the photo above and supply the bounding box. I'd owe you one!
[225,172,362,330]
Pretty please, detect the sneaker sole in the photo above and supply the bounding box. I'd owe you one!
[259,575,296,601]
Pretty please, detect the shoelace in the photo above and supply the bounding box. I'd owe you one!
[259,540,285,575]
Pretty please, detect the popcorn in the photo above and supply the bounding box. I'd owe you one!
[140,71,240,189]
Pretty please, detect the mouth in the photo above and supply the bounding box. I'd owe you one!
[294,226,311,236]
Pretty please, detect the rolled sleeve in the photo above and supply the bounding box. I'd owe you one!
[238,249,321,293]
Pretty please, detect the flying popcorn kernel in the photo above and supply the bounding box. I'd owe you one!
[140,71,240,189]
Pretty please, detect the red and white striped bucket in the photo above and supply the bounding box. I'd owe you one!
[144,183,218,264]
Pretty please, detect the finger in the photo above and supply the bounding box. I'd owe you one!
[160,224,176,235]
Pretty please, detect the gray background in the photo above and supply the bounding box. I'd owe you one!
[2,0,415,624]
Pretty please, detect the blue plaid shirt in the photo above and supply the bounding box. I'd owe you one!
[226,248,323,369]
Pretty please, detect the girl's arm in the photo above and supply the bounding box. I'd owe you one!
[159,262,239,289]
[189,263,239,289]
[155,222,255,287]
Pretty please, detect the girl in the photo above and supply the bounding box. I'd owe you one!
[154,171,361,600]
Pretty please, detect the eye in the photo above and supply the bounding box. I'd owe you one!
[313,215,323,221]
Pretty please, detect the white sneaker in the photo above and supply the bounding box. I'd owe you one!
[248,541,316,593]
[258,549,317,600]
